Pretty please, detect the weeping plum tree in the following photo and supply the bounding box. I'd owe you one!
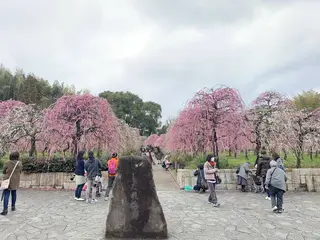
[189,87,244,157]
[44,94,120,156]
[244,91,288,155]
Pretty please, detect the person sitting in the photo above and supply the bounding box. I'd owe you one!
[237,162,252,192]
[193,164,207,193]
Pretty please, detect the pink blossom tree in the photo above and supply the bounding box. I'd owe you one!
[0,100,25,118]
[44,94,119,156]
[144,134,159,146]
[0,104,43,156]
[244,91,288,154]
[269,105,320,168]
[188,87,244,157]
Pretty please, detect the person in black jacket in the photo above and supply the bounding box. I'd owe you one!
[193,164,207,193]
[74,151,86,201]
[256,149,272,200]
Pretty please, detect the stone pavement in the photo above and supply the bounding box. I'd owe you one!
[0,166,320,239]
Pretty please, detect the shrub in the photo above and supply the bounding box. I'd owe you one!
[22,156,76,173]
[0,159,3,170]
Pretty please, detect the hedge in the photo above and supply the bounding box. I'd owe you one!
[21,156,76,173]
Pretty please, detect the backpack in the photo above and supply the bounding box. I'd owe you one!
[236,167,240,174]
[108,159,117,175]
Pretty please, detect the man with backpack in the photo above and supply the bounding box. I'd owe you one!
[104,152,119,201]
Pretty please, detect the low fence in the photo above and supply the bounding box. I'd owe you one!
[177,168,320,192]
[0,171,109,190]
[1,169,320,191]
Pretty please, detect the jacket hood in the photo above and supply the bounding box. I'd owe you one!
[197,164,204,169]
[88,157,95,163]
[270,160,277,167]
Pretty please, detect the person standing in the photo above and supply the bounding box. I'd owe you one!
[104,153,119,201]
[272,152,285,172]
[256,149,272,200]
[84,151,100,204]
[265,160,287,213]
[204,154,220,207]
[74,151,86,201]
[1,152,22,216]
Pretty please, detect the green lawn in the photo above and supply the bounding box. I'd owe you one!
[178,151,320,169]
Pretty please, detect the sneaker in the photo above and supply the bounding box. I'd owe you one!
[74,197,78,200]
[86,199,90,204]
[91,199,98,204]
[77,198,85,201]
[272,206,278,212]
[104,197,109,201]
[265,197,271,200]
[213,203,220,207]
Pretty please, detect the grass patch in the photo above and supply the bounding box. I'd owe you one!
[170,151,320,169]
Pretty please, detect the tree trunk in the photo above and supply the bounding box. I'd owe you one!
[296,151,302,168]
[228,149,232,156]
[29,137,36,157]
[316,151,319,158]
[73,120,82,157]
[309,147,313,160]
[245,150,249,160]
[234,151,237,159]
[255,140,261,155]
[283,149,288,161]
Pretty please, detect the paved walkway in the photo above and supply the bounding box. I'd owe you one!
[0,166,320,239]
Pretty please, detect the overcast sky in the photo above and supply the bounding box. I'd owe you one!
[1,0,320,121]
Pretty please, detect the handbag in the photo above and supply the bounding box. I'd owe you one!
[0,161,20,190]
[215,173,222,184]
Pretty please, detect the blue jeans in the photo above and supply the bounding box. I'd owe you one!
[2,189,17,209]
[75,184,85,198]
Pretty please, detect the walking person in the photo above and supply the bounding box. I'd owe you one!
[204,154,220,207]
[265,160,287,213]
[1,152,22,216]
[104,153,119,201]
[84,151,100,204]
[237,162,252,192]
[256,149,272,200]
[74,151,85,201]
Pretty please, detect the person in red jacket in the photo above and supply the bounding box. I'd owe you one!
[104,153,119,201]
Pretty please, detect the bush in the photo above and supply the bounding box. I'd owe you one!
[0,159,3,170]
[22,156,76,173]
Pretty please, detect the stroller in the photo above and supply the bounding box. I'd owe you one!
[248,174,264,193]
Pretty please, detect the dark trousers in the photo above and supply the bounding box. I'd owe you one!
[269,185,284,210]
[75,184,85,198]
[105,176,115,197]
[2,189,17,210]
[263,176,271,197]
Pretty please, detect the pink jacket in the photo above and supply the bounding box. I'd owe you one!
[204,161,217,180]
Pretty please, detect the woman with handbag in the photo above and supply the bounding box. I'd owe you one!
[204,154,220,207]
[1,152,22,216]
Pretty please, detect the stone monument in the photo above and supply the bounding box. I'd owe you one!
[105,156,168,239]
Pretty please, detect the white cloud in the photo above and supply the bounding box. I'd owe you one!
[1,0,320,120]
